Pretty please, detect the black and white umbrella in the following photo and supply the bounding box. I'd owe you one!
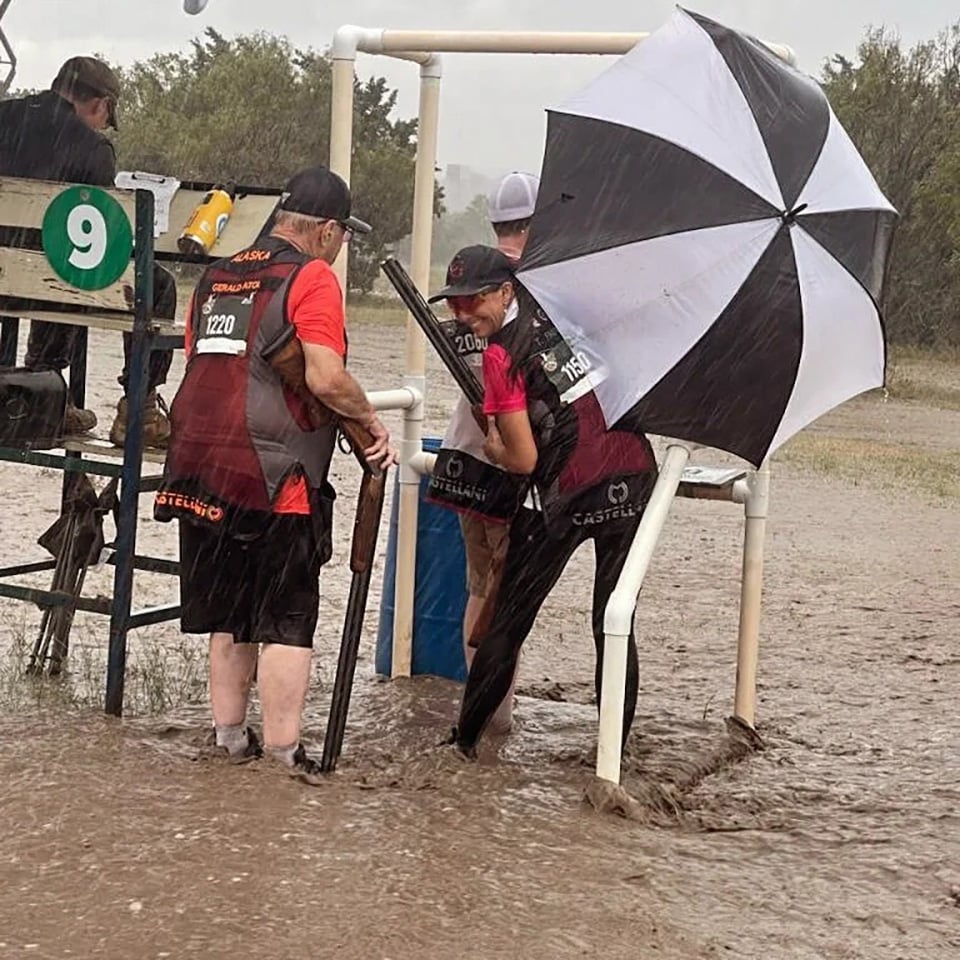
[517,7,897,467]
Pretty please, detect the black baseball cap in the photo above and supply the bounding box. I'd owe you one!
[53,56,121,129]
[428,245,515,301]
[278,166,371,234]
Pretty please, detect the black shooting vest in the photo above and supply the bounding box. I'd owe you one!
[492,290,658,534]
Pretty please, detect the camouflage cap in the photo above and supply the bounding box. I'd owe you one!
[52,56,121,129]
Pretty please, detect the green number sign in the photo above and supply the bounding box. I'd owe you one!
[41,186,133,290]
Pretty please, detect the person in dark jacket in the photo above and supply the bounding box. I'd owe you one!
[0,56,174,444]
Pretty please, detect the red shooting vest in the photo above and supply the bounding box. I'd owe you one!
[155,238,338,543]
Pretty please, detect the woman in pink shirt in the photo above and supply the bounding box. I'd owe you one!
[433,245,657,758]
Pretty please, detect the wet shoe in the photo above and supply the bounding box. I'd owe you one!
[288,744,326,785]
[110,391,171,449]
[443,726,478,760]
[199,726,263,764]
[62,402,97,435]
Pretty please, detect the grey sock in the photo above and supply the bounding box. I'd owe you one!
[215,723,249,756]
[267,743,298,768]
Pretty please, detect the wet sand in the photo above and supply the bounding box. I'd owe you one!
[1,322,958,959]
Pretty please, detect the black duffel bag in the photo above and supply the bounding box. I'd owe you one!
[0,368,67,449]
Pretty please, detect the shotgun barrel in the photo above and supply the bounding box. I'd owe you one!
[380,257,484,406]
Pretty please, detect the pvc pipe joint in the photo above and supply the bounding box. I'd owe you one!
[419,54,443,80]
[408,451,437,477]
[399,374,425,486]
[744,461,771,520]
[331,25,385,61]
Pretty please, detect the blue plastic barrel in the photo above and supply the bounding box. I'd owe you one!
[376,438,468,682]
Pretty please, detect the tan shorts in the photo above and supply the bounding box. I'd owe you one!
[459,514,510,598]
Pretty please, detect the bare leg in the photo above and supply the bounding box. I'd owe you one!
[257,643,312,749]
[462,593,485,653]
[464,594,517,735]
[209,632,257,727]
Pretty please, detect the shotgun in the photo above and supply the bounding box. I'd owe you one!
[262,331,387,772]
[380,257,484,406]
[381,258,506,650]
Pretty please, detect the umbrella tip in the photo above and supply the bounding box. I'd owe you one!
[781,202,809,225]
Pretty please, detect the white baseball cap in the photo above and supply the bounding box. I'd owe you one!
[486,171,540,224]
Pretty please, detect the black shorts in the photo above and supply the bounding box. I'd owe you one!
[178,514,321,648]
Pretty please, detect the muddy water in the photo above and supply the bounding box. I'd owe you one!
[1,328,959,958]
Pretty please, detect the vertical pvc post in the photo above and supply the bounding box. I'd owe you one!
[391,59,441,678]
[596,444,690,784]
[733,460,771,727]
[329,54,356,293]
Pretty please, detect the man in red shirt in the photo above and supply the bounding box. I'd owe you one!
[157,166,395,782]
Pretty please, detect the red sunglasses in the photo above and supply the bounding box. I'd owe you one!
[446,285,499,312]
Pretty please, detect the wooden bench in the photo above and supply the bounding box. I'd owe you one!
[0,175,279,713]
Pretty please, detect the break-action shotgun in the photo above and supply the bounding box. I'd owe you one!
[262,329,387,773]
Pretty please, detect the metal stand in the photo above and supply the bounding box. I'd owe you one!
[0,189,182,716]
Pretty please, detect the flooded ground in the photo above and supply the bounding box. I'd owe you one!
[1,321,958,959]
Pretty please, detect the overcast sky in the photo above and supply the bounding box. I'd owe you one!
[5,1,957,177]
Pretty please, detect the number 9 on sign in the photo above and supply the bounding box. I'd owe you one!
[42,186,133,290]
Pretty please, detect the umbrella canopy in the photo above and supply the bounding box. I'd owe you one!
[517,7,897,467]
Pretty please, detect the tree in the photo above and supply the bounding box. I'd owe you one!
[821,24,960,346]
[114,29,423,293]
[430,194,495,265]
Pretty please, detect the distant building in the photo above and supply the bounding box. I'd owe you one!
[442,163,497,213]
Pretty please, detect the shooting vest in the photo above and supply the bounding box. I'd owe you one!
[427,308,525,523]
[155,237,337,541]
[492,288,657,534]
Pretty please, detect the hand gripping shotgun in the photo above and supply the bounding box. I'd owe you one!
[262,328,386,773]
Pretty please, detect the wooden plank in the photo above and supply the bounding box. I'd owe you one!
[60,437,167,466]
[0,247,134,312]
[680,466,747,487]
[165,190,279,257]
[0,175,136,231]
[677,466,749,502]
[0,175,278,257]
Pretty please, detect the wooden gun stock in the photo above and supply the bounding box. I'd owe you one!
[338,417,386,576]
[263,333,385,574]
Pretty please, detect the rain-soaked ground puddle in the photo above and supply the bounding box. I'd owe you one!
[4,675,959,958]
[124,675,814,830]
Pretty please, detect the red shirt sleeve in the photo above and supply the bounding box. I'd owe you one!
[286,258,346,356]
[482,343,527,415]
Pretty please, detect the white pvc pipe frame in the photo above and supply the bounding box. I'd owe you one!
[332,27,791,783]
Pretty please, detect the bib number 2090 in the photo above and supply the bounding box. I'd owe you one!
[41,186,133,291]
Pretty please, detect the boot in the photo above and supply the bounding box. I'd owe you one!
[109,391,171,449]
[62,402,98,435]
